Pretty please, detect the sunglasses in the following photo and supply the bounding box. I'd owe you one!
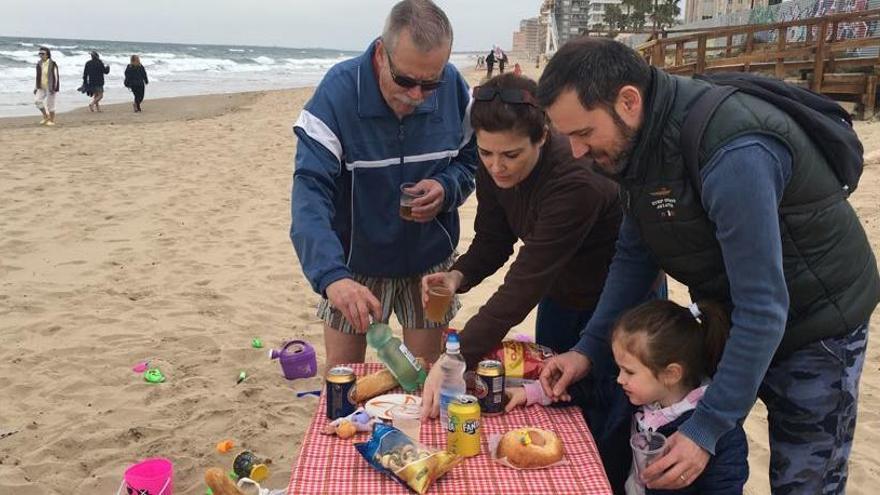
[473,86,539,108]
[38,52,48,56]
[384,49,444,91]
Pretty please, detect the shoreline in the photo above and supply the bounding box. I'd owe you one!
[0,90,275,131]
[0,61,534,130]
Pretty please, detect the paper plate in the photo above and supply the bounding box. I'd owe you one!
[364,393,422,420]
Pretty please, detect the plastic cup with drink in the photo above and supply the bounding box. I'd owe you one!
[389,404,422,441]
[630,430,667,480]
[425,283,453,323]
[399,182,426,221]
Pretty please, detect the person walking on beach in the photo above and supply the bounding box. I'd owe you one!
[83,51,110,112]
[290,0,477,368]
[537,37,879,494]
[124,55,148,112]
[485,49,495,78]
[34,46,59,126]
[498,50,508,74]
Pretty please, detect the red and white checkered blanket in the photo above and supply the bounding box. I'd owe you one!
[287,363,611,494]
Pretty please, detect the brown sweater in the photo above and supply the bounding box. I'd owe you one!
[454,132,622,367]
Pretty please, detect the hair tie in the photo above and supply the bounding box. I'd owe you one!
[688,303,702,323]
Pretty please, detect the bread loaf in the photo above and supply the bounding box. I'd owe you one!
[353,358,426,402]
[205,467,245,495]
[496,428,564,469]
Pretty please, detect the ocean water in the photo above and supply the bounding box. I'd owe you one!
[0,36,478,117]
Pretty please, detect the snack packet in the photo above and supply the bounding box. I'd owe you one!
[482,340,556,382]
[355,423,462,494]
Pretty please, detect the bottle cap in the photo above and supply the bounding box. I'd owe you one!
[446,331,460,352]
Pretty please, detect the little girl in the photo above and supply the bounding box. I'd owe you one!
[612,300,748,495]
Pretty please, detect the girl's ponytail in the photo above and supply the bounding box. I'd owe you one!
[693,301,731,377]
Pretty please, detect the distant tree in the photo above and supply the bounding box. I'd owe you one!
[622,0,652,30]
[652,0,681,30]
[604,4,628,31]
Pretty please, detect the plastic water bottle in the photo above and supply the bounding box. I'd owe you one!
[366,322,427,392]
[438,331,467,429]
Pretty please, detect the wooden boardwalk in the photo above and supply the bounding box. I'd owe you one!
[636,9,880,118]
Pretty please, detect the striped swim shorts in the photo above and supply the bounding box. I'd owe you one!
[317,255,461,334]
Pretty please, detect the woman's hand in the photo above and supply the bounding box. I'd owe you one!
[421,270,463,308]
[420,363,444,420]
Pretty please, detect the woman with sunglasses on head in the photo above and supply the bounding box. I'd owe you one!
[419,72,623,363]
[419,73,663,493]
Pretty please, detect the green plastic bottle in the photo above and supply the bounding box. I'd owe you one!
[366,322,427,392]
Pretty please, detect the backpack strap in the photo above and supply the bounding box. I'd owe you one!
[680,86,738,194]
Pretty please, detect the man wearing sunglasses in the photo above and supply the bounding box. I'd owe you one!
[34,46,60,126]
[291,0,477,368]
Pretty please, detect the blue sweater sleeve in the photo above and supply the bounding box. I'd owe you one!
[677,134,792,454]
[572,213,661,375]
[290,96,352,296]
[432,70,477,211]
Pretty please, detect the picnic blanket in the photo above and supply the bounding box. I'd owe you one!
[287,363,611,494]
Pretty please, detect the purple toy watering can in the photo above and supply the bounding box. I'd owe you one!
[269,340,317,380]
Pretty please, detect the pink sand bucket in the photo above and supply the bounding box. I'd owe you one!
[116,458,173,495]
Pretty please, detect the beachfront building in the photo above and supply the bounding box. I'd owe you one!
[512,17,547,59]
[587,0,654,30]
[551,0,592,45]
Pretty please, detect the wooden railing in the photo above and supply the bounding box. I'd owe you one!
[636,9,880,118]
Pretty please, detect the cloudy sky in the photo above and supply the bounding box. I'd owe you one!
[0,0,541,51]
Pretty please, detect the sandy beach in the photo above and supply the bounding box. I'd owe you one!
[1,64,879,494]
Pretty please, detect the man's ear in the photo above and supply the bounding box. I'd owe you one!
[615,85,643,123]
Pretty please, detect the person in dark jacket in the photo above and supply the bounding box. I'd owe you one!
[124,55,149,112]
[34,46,60,126]
[485,49,495,78]
[538,37,878,494]
[420,73,624,366]
[418,73,661,493]
[83,51,110,112]
[612,300,747,495]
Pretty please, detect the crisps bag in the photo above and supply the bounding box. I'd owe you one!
[355,423,462,494]
[482,341,555,381]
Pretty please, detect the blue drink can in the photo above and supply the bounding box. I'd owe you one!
[326,366,357,419]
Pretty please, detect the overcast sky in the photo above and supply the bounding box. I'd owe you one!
[0,0,541,51]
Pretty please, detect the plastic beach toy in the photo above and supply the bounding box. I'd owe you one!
[268,340,317,380]
[233,451,269,482]
[132,361,149,373]
[251,338,263,349]
[117,457,173,495]
[216,440,234,453]
[144,368,166,383]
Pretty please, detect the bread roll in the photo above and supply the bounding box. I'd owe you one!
[353,358,426,402]
[205,467,245,495]
[496,428,564,469]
